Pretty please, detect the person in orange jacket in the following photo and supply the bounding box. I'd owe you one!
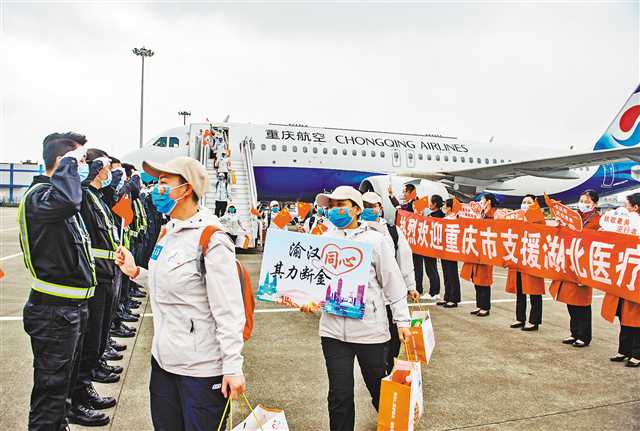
[549,189,600,348]
[506,195,546,331]
[601,192,640,367]
[461,193,497,317]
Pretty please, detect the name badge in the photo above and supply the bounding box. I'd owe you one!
[150,245,164,261]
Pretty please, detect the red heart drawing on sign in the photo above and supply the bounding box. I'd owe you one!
[318,243,364,276]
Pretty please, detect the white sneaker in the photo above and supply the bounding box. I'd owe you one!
[420,293,430,300]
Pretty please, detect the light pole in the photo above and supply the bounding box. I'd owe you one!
[178,111,191,125]
[132,46,154,148]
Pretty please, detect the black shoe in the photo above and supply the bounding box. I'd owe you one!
[109,339,127,352]
[111,326,135,338]
[443,302,458,308]
[510,321,525,329]
[99,359,123,375]
[126,310,141,318]
[120,323,136,332]
[522,324,539,332]
[470,309,480,315]
[572,340,589,348]
[86,384,116,410]
[68,404,110,426]
[436,301,447,306]
[626,359,640,367]
[129,289,146,298]
[126,301,141,310]
[120,313,139,323]
[477,310,490,317]
[102,347,123,361]
[610,354,629,362]
[562,337,576,345]
[91,367,120,384]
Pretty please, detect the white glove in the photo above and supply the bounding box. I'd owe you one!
[92,156,111,170]
[61,146,87,164]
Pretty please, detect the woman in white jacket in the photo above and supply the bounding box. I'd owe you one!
[306,186,412,431]
[115,156,245,431]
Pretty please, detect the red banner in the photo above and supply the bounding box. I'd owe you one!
[396,210,640,304]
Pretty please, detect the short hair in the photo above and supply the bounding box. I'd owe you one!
[431,194,444,208]
[404,183,416,193]
[122,163,136,178]
[482,192,498,208]
[42,132,85,169]
[444,198,454,209]
[86,148,109,163]
[110,156,121,164]
[581,189,599,203]
[627,193,640,208]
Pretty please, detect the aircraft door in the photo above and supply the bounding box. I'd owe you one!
[602,163,615,188]
[392,150,402,168]
[406,149,416,168]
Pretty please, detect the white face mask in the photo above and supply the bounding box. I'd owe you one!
[578,202,593,213]
[521,203,530,211]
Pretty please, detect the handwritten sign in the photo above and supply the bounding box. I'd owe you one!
[544,193,582,232]
[600,207,640,235]
[257,229,373,319]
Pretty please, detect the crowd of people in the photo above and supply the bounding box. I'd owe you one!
[18,140,640,431]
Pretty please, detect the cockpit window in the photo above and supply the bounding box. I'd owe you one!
[169,137,179,148]
[153,137,167,147]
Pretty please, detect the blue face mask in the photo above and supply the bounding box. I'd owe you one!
[328,206,354,228]
[271,206,280,214]
[151,184,187,215]
[141,172,157,184]
[361,207,380,222]
[101,171,112,188]
[228,207,236,214]
[78,164,90,182]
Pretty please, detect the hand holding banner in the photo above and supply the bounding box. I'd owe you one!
[545,193,582,231]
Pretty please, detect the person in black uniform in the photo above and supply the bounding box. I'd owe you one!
[19,132,108,429]
[424,194,445,300]
[69,150,122,423]
[437,199,462,308]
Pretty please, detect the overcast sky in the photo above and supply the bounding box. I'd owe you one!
[1,1,638,163]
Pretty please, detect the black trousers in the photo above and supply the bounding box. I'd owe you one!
[149,357,228,431]
[515,272,542,325]
[23,295,89,431]
[567,304,592,344]
[619,326,640,359]
[214,200,227,218]
[475,285,491,310]
[441,259,461,303]
[412,254,441,295]
[321,337,388,431]
[385,306,401,375]
[102,274,121,353]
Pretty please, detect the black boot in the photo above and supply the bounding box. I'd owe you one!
[91,367,120,384]
[99,359,123,375]
[68,404,110,426]
[86,384,116,410]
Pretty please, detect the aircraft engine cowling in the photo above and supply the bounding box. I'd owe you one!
[359,175,449,222]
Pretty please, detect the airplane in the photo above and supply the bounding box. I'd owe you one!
[123,83,640,215]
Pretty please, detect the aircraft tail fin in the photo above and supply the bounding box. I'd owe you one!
[594,83,640,150]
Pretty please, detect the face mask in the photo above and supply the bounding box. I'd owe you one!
[578,202,593,213]
[101,171,112,188]
[228,207,236,214]
[271,206,280,214]
[141,172,157,184]
[78,163,90,182]
[328,206,355,229]
[317,207,325,216]
[151,184,187,215]
[521,203,530,211]
[361,208,380,222]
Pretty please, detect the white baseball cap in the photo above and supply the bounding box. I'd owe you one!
[362,192,383,205]
[269,200,280,208]
[315,186,364,210]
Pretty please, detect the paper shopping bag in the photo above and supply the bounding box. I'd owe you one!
[405,310,436,364]
[231,404,289,431]
[377,360,423,431]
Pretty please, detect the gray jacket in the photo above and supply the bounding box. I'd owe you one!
[134,208,245,377]
[319,224,411,344]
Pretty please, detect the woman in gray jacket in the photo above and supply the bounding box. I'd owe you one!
[308,186,412,431]
[116,156,245,431]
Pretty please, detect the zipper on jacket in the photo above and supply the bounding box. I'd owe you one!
[190,319,197,352]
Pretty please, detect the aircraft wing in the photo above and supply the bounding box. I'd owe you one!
[399,146,640,183]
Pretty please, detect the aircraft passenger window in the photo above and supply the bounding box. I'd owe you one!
[323,148,328,155]
[169,137,179,148]
[500,159,504,163]
[408,153,414,160]
[435,154,441,161]
[313,147,318,154]
[293,146,298,153]
[427,154,432,161]
[332,148,338,155]
[261,144,266,151]
[361,150,366,157]
[303,146,308,153]
[453,156,457,162]
[461,156,465,162]
[418,154,423,160]
[509,159,512,162]
[282,145,287,152]
[271,144,277,151]
[342,149,347,156]
[381,151,385,158]
[477,157,482,164]
[444,155,449,162]
[469,158,474,163]
[485,158,489,164]
[493,158,497,164]
[371,150,376,157]
[153,137,167,147]
[352,149,357,156]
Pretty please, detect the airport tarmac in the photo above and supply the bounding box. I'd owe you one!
[1,206,639,430]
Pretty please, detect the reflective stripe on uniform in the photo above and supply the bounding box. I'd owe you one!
[32,278,95,299]
[92,248,115,260]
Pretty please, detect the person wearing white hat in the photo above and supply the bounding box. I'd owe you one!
[305,185,411,431]
[115,156,246,431]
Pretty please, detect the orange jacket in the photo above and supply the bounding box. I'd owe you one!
[460,207,495,287]
[506,269,545,295]
[549,209,600,306]
[601,294,640,327]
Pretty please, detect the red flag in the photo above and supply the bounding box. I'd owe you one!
[297,202,312,220]
[0,267,4,279]
[250,207,260,217]
[311,223,329,235]
[273,208,293,229]
[413,196,429,214]
[112,195,134,227]
[525,200,546,224]
[451,198,462,214]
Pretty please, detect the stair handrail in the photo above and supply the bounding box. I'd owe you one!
[241,137,258,212]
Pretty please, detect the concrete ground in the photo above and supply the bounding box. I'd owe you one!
[1,206,639,430]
